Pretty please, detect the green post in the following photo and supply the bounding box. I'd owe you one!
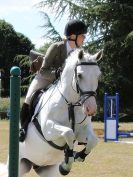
[9,66,21,177]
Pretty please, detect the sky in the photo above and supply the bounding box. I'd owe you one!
[0,0,68,49]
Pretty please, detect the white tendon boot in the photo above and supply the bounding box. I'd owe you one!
[59,147,74,176]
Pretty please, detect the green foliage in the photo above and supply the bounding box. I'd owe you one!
[40,12,62,42]
[0,19,34,96]
[36,0,133,113]
[0,97,25,112]
[14,55,31,94]
[38,42,52,54]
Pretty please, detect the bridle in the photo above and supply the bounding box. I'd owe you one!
[74,61,97,104]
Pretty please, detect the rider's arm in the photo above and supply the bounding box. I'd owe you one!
[39,43,59,80]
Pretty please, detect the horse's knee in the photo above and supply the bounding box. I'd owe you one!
[19,158,32,177]
[62,129,74,140]
[35,165,59,177]
[62,129,75,149]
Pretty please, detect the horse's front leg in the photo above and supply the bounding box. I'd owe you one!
[59,145,74,175]
[19,158,32,177]
[44,120,75,175]
[74,122,98,162]
[74,133,98,162]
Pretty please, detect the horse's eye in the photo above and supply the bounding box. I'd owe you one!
[77,73,82,79]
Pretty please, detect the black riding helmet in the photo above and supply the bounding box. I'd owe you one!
[64,20,87,47]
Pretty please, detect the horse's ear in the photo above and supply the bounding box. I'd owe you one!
[95,49,103,61]
[78,50,84,60]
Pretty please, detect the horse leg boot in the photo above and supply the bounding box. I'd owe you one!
[58,129,75,175]
[19,103,30,142]
[59,145,74,176]
[74,147,89,162]
[74,128,98,162]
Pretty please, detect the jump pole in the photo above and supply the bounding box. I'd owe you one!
[9,66,21,177]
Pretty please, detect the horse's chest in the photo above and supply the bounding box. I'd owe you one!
[20,123,64,166]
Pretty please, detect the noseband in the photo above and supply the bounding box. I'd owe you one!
[75,62,97,104]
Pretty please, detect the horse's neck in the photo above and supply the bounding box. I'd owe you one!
[59,70,79,103]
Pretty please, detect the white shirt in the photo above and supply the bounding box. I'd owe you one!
[66,41,75,55]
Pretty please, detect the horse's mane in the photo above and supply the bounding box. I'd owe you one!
[60,49,92,83]
[63,49,94,73]
[65,49,80,70]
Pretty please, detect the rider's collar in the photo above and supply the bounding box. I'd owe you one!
[66,41,75,55]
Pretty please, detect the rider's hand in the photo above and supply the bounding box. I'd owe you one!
[55,67,62,79]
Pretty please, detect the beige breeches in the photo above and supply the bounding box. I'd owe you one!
[25,73,54,104]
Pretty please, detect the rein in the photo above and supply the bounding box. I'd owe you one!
[57,86,81,132]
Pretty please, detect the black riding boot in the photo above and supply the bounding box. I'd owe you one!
[19,103,30,142]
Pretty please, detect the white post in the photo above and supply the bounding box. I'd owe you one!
[110,99,113,118]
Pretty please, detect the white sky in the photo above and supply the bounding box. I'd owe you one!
[0,0,68,48]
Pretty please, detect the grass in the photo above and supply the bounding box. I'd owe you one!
[0,97,25,112]
[0,120,133,177]
[0,97,10,112]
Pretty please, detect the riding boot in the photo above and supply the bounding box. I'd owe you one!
[19,103,30,142]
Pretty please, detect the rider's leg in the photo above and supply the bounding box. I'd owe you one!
[25,73,51,105]
[20,73,51,142]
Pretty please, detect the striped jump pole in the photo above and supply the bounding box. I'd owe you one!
[9,66,21,177]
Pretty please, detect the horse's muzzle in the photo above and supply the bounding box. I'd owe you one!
[82,96,97,116]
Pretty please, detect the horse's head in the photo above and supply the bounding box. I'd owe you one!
[72,49,103,116]
[61,49,103,116]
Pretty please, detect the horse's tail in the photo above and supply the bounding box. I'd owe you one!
[0,163,8,177]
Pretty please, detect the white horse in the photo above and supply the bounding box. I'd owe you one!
[19,49,103,177]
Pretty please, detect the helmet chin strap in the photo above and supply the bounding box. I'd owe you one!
[67,35,79,48]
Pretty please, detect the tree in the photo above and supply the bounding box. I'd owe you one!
[37,0,133,113]
[0,20,34,95]
[38,41,52,54]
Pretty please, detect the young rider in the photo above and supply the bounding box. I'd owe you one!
[20,19,88,142]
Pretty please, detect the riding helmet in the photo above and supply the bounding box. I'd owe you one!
[64,20,87,36]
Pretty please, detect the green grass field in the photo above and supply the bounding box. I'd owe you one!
[0,120,133,177]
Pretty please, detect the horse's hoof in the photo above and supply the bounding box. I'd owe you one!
[59,164,70,176]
